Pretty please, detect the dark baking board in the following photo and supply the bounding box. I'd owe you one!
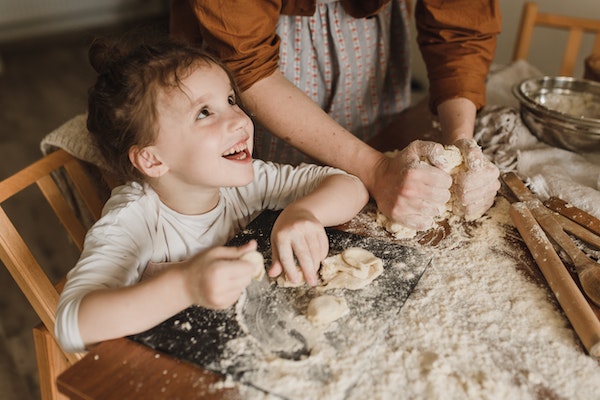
[130,210,430,398]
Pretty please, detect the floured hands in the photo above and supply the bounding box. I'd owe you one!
[268,208,329,287]
[372,140,453,231]
[180,241,258,309]
[451,138,500,220]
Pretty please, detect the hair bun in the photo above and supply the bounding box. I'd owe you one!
[88,39,123,74]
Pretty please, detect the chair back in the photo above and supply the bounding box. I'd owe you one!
[0,149,108,365]
[512,2,600,76]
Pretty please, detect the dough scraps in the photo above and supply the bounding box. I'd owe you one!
[275,247,384,291]
[306,295,349,325]
[377,145,465,239]
[319,247,384,290]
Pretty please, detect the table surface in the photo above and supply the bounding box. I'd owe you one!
[56,101,600,399]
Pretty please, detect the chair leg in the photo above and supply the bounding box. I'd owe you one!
[32,325,72,400]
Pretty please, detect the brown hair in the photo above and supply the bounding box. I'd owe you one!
[86,38,241,182]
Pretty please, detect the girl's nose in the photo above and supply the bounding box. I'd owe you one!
[229,107,250,131]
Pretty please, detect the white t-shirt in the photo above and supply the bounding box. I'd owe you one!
[56,159,347,352]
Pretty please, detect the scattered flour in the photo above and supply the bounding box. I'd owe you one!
[231,197,600,399]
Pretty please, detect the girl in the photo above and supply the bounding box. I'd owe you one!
[56,39,368,353]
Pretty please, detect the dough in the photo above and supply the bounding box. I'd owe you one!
[241,250,265,280]
[306,295,349,325]
[319,247,383,290]
[274,247,384,290]
[377,145,464,239]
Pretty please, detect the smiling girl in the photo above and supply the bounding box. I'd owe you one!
[55,39,368,353]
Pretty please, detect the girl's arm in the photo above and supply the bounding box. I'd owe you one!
[268,173,369,286]
[76,242,257,349]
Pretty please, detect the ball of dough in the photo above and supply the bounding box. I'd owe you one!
[306,295,349,325]
[240,250,265,281]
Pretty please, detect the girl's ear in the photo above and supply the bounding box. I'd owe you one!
[129,146,169,178]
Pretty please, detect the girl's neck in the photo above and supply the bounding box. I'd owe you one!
[149,179,221,216]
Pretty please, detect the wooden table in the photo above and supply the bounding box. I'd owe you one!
[56,102,439,400]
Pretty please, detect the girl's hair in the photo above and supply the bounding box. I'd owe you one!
[87,38,241,182]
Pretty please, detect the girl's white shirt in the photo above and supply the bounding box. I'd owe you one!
[56,159,347,352]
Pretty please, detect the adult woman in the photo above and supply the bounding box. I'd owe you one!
[169,0,502,231]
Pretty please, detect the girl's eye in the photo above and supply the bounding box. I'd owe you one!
[228,95,236,106]
[197,108,210,120]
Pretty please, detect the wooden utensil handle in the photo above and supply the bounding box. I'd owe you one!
[544,197,600,237]
[510,202,600,358]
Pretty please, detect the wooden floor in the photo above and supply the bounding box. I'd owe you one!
[0,15,168,399]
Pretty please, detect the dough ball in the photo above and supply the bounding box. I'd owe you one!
[306,295,349,325]
[439,145,463,174]
[240,250,265,281]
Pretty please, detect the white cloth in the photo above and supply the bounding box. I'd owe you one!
[55,159,347,352]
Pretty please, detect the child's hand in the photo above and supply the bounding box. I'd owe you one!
[180,240,258,309]
[268,208,329,286]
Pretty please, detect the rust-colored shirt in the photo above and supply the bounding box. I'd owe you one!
[170,0,500,112]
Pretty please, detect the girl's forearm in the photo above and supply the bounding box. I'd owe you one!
[289,174,369,227]
[77,266,191,347]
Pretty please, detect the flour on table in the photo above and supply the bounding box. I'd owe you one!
[234,197,600,400]
[377,145,464,239]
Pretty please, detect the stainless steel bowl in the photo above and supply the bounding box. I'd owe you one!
[512,76,600,152]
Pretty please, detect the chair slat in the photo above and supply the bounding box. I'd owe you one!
[513,2,600,77]
[0,207,60,333]
[36,174,87,251]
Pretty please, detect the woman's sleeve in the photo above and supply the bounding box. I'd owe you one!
[415,0,501,113]
[173,0,283,92]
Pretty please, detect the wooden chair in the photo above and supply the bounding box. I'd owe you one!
[513,2,600,76]
[0,149,110,400]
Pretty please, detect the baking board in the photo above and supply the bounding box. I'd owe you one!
[130,210,430,399]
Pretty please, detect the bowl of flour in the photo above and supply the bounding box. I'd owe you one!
[513,76,600,152]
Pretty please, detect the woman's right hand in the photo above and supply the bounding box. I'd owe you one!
[370,140,453,231]
[180,241,258,310]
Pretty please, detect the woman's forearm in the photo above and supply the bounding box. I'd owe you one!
[242,71,384,195]
[436,97,477,145]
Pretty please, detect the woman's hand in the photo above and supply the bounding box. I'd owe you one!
[371,140,453,230]
[268,208,329,287]
[450,138,500,220]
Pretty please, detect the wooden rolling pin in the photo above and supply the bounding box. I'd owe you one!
[510,202,600,358]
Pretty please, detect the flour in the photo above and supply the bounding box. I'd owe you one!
[223,197,600,399]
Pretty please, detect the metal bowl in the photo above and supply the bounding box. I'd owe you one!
[512,76,600,152]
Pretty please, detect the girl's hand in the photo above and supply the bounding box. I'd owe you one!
[180,240,258,309]
[451,138,500,220]
[268,208,329,286]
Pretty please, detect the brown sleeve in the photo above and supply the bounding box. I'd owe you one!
[170,0,283,92]
[415,0,501,114]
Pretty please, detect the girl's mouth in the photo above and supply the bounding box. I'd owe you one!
[222,142,250,160]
